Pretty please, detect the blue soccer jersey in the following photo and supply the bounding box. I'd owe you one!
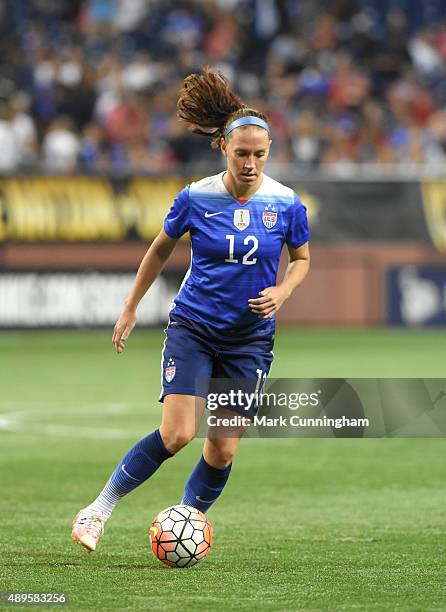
[163,171,309,338]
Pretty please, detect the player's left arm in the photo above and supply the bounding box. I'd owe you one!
[248,242,310,319]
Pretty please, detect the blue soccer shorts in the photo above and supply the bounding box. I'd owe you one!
[159,315,274,419]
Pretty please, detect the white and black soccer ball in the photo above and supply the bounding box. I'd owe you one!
[149,505,212,568]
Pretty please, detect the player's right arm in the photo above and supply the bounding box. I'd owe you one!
[112,229,178,353]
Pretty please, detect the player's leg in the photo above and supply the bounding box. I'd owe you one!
[87,394,205,518]
[203,432,243,469]
[71,394,205,551]
[181,338,274,513]
[72,395,204,551]
[159,394,206,453]
[181,408,246,512]
[85,394,205,516]
[72,319,212,551]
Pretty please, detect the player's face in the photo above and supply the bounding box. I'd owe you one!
[221,128,271,187]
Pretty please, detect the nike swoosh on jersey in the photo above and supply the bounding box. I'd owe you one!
[204,211,223,218]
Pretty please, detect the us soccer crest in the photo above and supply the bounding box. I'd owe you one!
[165,358,176,383]
[233,209,250,230]
[262,203,277,229]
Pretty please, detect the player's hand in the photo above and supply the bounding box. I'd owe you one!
[112,308,137,354]
[248,286,290,319]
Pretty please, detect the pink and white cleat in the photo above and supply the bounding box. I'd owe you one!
[71,508,105,552]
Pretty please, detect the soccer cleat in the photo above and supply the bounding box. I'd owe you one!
[71,508,105,552]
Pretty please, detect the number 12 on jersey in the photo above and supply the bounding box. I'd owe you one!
[225,234,258,265]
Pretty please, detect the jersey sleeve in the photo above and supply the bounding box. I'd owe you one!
[285,193,310,248]
[163,185,190,238]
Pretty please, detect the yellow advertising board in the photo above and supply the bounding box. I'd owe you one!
[0,177,184,241]
[421,181,446,252]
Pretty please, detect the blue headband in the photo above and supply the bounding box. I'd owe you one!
[224,116,270,138]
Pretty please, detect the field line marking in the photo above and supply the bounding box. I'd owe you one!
[44,424,138,439]
[0,403,151,439]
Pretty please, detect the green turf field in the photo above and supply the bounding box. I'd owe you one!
[1,328,445,611]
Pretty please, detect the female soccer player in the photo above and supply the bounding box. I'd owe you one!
[71,68,310,552]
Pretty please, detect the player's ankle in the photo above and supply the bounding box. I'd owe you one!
[86,503,112,522]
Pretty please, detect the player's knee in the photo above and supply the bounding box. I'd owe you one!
[162,429,195,453]
[207,444,235,468]
[214,451,234,468]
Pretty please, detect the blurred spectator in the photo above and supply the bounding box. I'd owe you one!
[0,100,20,172]
[42,116,80,173]
[1,0,446,174]
[204,14,240,63]
[328,52,370,112]
[428,109,446,156]
[289,110,321,166]
[122,51,160,92]
[113,0,150,33]
[162,5,206,50]
[56,48,96,131]
[10,92,38,167]
[370,8,412,96]
[356,99,389,163]
[32,49,59,124]
[409,30,443,81]
[79,0,119,37]
[321,122,359,172]
[311,11,337,51]
[387,70,435,127]
[103,92,148,144]
[79,122,109,172]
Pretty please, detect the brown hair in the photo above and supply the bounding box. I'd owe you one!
[177,67,267,148]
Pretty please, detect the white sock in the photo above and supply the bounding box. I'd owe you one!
[86,479,122,521]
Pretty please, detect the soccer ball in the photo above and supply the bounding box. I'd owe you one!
[149,505,212,568]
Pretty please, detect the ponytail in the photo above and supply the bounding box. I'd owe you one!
[177,67,267,148]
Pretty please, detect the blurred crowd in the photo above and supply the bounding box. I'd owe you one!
[1,0,446,175]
